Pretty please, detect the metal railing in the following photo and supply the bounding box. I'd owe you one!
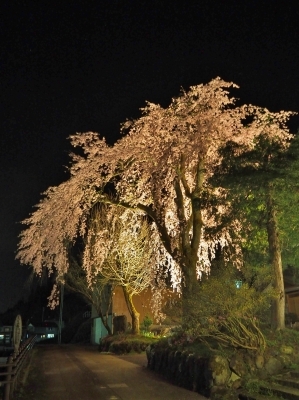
[0,335,37,400]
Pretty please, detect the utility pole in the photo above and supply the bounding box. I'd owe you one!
[58,284,64,344]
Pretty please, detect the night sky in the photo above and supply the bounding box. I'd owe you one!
[1,1,299,313]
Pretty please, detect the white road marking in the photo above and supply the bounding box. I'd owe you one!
[107,383,128,388]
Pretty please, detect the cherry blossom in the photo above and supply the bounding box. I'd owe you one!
[17,78,294,305]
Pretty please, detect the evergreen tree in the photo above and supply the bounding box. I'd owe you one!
[214,132,299,330]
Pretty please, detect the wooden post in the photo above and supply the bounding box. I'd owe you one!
[4,355,13,400]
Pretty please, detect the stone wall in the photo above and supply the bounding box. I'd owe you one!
[146,345,211,398]
[146,343,298,400]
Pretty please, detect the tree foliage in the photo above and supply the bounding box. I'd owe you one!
[16,78,294,311]
[64,251,113,335]
[185,266,276,351]
[83,204,158,334]
[213,132,299,330]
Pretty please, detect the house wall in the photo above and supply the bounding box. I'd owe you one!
[90,286,179,342]
[286,292,299,317]
[112,286,178,326]
[112,286,151,325]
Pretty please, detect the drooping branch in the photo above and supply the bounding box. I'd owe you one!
[97,195,174,259]
[65,254,113,335]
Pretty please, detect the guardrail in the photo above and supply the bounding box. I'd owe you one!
[0,335,37,400]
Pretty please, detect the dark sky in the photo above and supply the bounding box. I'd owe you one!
[1,0,299,313]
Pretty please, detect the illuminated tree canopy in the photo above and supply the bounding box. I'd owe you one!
[64,204,158,334]
[16,77,294,308]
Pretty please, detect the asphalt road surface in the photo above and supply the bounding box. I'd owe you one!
[18,344,208,400]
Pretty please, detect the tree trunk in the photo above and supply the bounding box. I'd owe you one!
[94,285,113,335]
[181,256,200,328]
[178,157,205,324]
[266,184,285,330]
[122,286,140,334]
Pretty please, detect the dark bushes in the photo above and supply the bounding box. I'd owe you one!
[98,334,158,354]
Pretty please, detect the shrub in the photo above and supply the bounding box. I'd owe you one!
[98,334,158,353]
[184,265,276,351]
[140,315,152,332]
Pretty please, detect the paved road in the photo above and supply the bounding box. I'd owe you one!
[21,344,208,400]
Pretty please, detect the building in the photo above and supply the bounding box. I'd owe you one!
[32,321,59,342]
[91,286,178,344]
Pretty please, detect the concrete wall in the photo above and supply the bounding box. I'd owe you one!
[91,315,112,344]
